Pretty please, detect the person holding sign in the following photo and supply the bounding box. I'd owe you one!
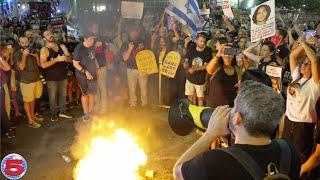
[184,33,212,106]
[252,4,271,26]
[282,37,320,164]
[121,26,148,109]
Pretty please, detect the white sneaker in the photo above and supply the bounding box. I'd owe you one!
[59,113,72,119]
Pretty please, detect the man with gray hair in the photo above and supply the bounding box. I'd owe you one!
[173,80,300,180]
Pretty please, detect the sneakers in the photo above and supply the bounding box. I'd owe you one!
[51,114,59,122]
[59,112,73,119]
[28,121,41,128]
[81,114,90,122]
[6,129,16,139]
[35,114,44,122]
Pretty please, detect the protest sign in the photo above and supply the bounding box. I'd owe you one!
[221,0,234,18]
[250,0,276,42]
[161,51,181,78]
[136,50,158,75]
[266,65,283,93]
[121,1,144,19]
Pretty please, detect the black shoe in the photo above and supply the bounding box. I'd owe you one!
[51,114,59,122]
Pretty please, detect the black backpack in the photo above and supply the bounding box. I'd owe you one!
[218,139,291,180]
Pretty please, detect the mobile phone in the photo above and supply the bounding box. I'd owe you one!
[224,47,238,56]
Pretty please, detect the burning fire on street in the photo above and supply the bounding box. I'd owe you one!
[71,118,147,180]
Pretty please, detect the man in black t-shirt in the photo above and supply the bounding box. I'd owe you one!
[73,33,99,121]
[173,81,300,180]
[121,26,147,108]
[184,33,212,106]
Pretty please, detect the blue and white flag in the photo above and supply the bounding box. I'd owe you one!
[166,0,201,39]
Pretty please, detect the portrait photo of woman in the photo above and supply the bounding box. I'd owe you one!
[252,4,271,25]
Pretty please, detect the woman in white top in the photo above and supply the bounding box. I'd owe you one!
[282,37,320,164]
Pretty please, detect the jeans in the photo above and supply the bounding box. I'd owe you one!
[127,68,148,107]
[46,79,68,115]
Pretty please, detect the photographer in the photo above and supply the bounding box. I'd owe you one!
[14,36,43,128]
[173,81,300,180]
[206,39,240,108]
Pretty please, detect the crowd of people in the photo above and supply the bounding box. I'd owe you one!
[1,5,320,179]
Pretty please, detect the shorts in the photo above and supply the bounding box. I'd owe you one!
[77,75,98,95]
[20,81,43,102]
[185,80,205,98]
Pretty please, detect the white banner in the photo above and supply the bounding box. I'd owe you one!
[221,0,234,18]
[121,1,144,19]
[250,0,276,42]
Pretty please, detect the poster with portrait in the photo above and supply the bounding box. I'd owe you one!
[161,51,181,78]
[221,0,234,18]
[266,65,283,93]
[136,50,158,76]
[250,0,276,42]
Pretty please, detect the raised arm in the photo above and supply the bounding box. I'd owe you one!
[242,41,263,63]
[289,43,304,73]
[300,40,320,84]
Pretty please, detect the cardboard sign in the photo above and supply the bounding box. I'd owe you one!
[121,1,144,19]
[221,0,234,18]
[266,65,283,93]
[250,0,276,42]
[161,51,181,78]
[266,65,283,78]
[135,50,158,75]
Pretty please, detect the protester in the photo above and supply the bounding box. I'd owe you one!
[72,32,99,121]
[0,56,15,138]
[184,33,212,106]
[14,36,43,128]
[121,26,148,109]
[282,37,320,163]
[40,30,73,121]
[173,81,300,179]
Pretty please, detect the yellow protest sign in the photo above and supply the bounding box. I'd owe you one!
[135,50,158,75]
[161,51,181,78]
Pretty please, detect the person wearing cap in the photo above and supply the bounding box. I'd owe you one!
[40,30,73,121]
[121,25,148,109]
[72,32,99,121]
[184,32,212,106]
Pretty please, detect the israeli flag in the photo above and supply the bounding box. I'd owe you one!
[166,0,201,38]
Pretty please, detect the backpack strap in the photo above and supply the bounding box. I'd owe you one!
[276,139,291,174]
[217,147,265,180]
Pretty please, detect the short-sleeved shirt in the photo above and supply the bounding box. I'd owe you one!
[185,46,212,85]
[286,67,320,123]
[13,50,40,83]
[73,44,97,79]
[120,40,145,69]
[181,140,300,180]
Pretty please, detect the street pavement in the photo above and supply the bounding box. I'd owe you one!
[1,105,197,180]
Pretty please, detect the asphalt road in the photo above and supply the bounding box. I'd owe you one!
[1,105,197,180]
